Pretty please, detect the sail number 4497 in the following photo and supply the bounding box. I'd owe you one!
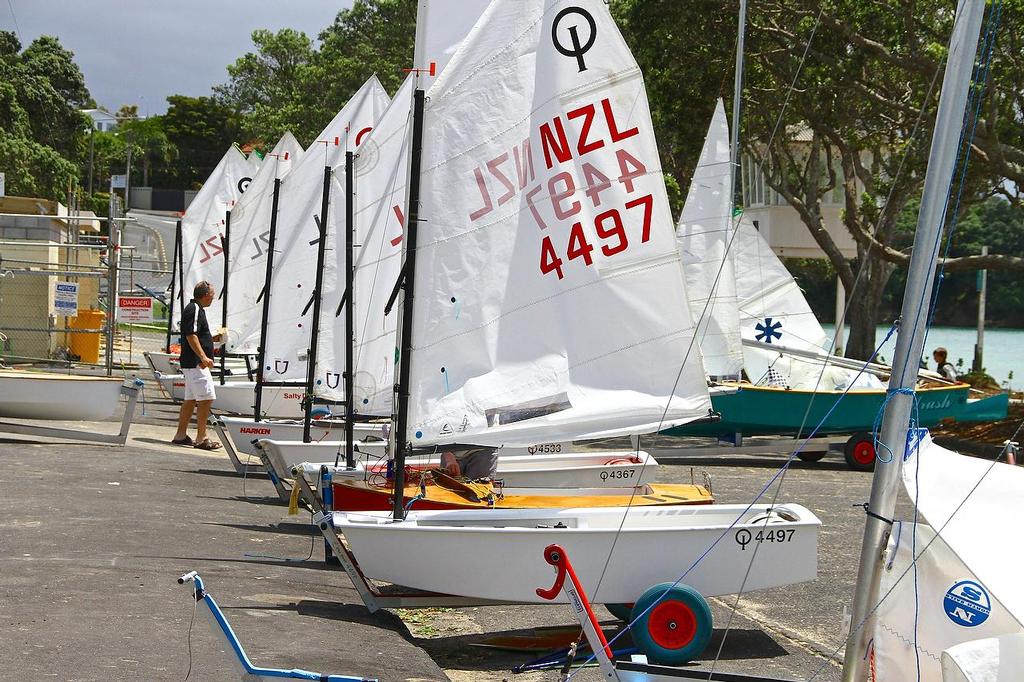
[538,151,653,280]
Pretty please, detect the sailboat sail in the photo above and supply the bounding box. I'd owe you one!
[176,146,251,328]
[313,77,413,413]
[733,219,881,390]
[225,133,304,354]
[870,433,1024,680]
[413,0,491,87]
[404,0,710,447]
[676,99,743,379]
[261,77,390,389]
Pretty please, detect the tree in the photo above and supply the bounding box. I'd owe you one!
[0,31,90,200]
[215,1,416,146]
[214,28,320,144]
[616,2,1024,360]
[120,115,176,187]
[314,0,414,112]
[153,95,238,189]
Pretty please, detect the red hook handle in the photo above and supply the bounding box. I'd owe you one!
[536,544,568,600]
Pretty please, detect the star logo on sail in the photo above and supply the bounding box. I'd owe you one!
[755,318,783,344]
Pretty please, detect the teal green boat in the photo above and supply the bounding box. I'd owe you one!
[666,381,1009,439]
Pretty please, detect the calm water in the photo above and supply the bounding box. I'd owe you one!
[822,324,1023,388]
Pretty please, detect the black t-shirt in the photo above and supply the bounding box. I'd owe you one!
[179,300,213,369]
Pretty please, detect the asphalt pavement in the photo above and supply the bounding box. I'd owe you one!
[0,379,910,681]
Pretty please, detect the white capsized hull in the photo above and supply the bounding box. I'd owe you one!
[145,352,251,378]
[211,381,306,418]
[336,504,819,604]
[281,444,659,488]
[144,351,177,376]
[0,371,124,421]
[220,417,389,456]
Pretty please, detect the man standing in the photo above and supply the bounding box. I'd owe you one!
[171,281,223,450]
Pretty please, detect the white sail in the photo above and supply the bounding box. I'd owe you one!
[176,146,251,328]
[262,76,390,388]
[869,433,1024,681]
[676,99,743,378]
[404,0,710,447]
[314,77,412,414]
[225,133,305,354]
[412,0,492,87]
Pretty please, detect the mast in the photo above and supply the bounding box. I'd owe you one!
[391,88,425,520]
[165,219,181,353]
[253,178,283,422]
[176,218,185,309]
[390,0,431,520]
[841,3,985,680]
[343,151,356,469]
[302,167,332,443]
[729,0,747,209]
[218,210,231,385]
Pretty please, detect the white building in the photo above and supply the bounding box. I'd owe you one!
[82,107,118,132]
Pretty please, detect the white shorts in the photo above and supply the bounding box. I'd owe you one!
[182,367,217,402]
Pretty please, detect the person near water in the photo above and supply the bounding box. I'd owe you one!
[932,347,958,382]
[171,281,224,450]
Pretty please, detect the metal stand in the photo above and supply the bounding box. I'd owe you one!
[210,418,263,475]
[0,383,140,446]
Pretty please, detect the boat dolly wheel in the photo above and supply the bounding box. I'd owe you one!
[630,582,713,665]
[844,432,877,472]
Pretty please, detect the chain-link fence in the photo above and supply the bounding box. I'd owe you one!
[0,196,172,372]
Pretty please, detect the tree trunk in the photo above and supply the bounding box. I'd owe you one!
[845,257,894,361]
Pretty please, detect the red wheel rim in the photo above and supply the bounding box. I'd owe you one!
[853,441,875,465]
[648,600,697,649]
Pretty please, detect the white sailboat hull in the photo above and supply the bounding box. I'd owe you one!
[155,372,186,402]
[144,351,177,376]
[211,381,307,418]
[220,417,389,457]
[0,372,124,421]
[336,504,819,604]
[277,442,659,489]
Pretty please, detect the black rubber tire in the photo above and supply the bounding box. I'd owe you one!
[844,432,876,472]
[796,450,827,463]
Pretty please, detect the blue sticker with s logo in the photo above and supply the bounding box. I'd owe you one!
[944,580,991,627]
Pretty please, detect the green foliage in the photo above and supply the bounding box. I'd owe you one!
[214,28,320,144]
[612,0,737,217]
[152,95,239,189]
[215,1,415,147]
[893,198,1024,327]
[0,31,90,200]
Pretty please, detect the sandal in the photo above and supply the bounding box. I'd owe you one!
[194,438,222,451]
[171,435,194,446]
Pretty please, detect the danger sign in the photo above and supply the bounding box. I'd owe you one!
[117,296,154,322]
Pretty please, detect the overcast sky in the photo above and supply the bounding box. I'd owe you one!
[4,0,353,115]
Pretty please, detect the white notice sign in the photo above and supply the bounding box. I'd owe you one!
[118,295,154,322]
[54,281,79,316]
